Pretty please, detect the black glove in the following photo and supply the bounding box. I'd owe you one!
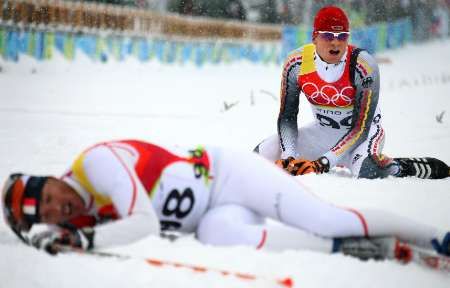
[30,227,95,255]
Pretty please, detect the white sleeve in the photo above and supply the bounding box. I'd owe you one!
[81,145,161,248]
[93,214,159,248]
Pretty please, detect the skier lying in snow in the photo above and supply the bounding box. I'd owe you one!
[2,139,449,261]
[254,6,450,179]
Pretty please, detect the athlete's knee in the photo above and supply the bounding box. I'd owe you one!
[197,209,235,245]
[252,136,281,161]
[196,205,261,246]
[253,142,261,153]
[357,156,391,179]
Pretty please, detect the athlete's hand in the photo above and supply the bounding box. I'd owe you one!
[286,158,316,175]
[275,157,295,169]
[294,157,330,175]
[30,227,94,255]
[276,156,330,175]
[310,156,330,174]
[276,157,316,175]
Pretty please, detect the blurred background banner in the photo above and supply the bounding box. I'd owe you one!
[0,0,448,65]
[0,27,281,66]
[0,27,282,65]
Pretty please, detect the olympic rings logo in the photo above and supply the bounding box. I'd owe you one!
[302,82,354,107]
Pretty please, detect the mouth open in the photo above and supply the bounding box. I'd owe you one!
[329,49,340,55]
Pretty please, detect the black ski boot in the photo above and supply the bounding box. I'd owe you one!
[394,157,449,179]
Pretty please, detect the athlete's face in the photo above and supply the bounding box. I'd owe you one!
[313,32,349,64]
[39,178,86,224]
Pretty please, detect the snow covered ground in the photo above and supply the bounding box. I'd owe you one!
[0,39,449,288]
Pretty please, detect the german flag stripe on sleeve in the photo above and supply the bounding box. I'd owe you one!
[331,89,372,155]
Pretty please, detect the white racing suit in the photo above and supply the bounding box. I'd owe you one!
[255,43,399,178]
[52,140,445,253]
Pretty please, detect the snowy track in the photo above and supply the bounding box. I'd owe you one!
[1,40,449,287]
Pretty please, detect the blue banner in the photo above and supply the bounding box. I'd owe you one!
[0,26,283,66]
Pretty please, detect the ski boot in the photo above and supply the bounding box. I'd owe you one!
[332,237,396,261]
[432,232,450,256]
[394,157,449,179]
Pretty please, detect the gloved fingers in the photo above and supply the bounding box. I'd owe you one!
[71,227,95,250]
[287,159,315,175]
[30,230,62,255]
[275,156,295,169]
[28,228,89,255]
[275,159,288,169]
[313,162,325,174]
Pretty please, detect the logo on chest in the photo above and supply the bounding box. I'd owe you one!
[302,82,355,107]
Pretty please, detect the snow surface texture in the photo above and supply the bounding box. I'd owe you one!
[0,40,449,288]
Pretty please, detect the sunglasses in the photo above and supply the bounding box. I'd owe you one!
[317,31,350,41]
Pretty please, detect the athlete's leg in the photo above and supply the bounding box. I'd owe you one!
[253,133,280,161]
[346,113,399,178]
[211,148,445,250]
[196,204,333,252]
[350,114,449,179]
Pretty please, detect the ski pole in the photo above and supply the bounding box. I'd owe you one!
[55,244,294,287]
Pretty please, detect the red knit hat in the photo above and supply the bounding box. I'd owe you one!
[313,6,349,33]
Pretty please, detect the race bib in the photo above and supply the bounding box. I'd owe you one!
[152,161,211,233]
[313,106,353,130]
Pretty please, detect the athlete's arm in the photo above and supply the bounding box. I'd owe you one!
[278,50,303,159]
[323,50,380,167]
[76,145,161,248]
